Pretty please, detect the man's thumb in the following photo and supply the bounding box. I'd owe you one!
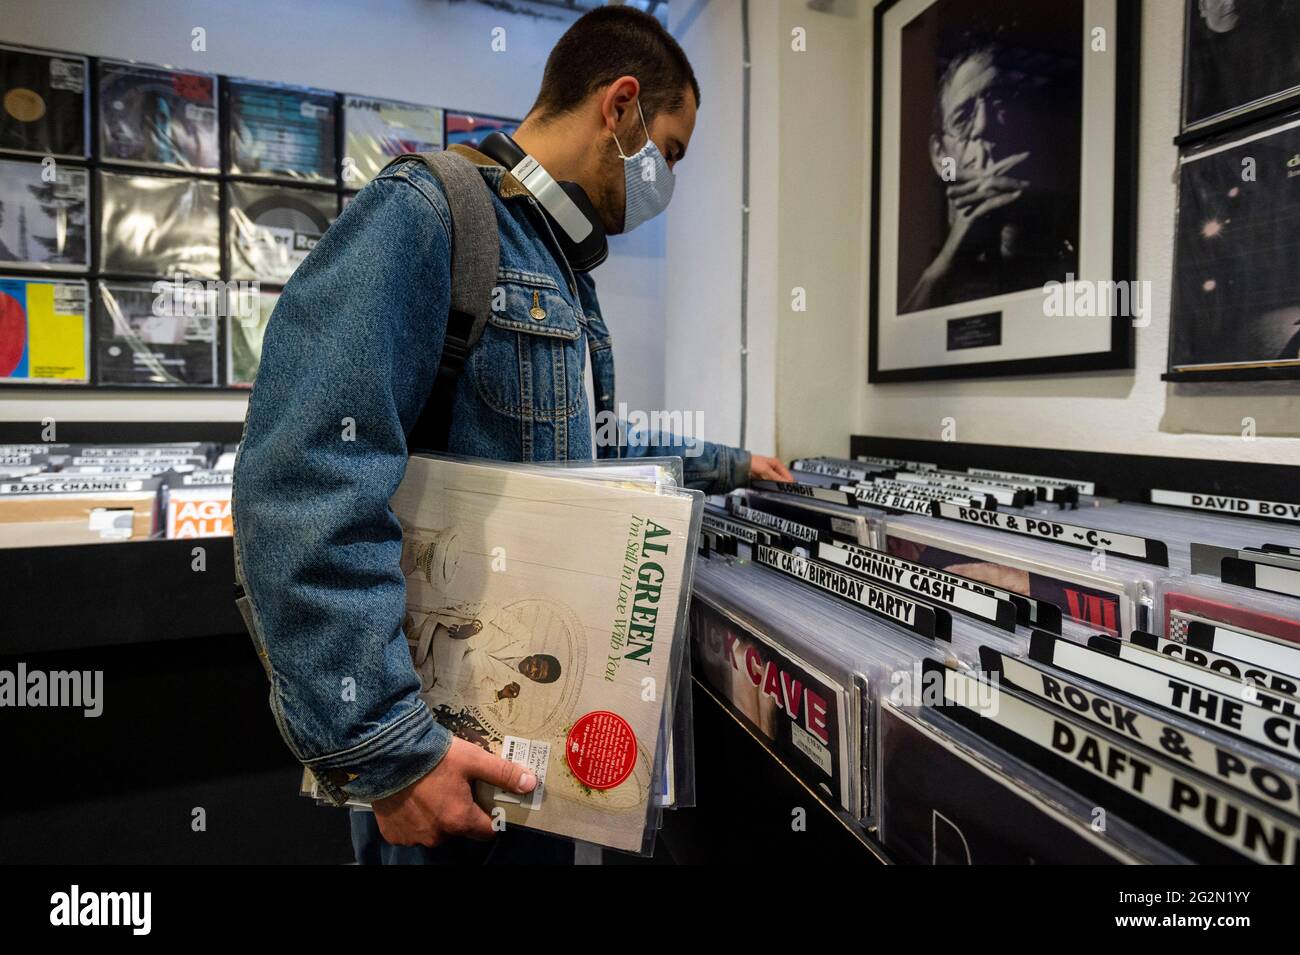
[470,749,536,794]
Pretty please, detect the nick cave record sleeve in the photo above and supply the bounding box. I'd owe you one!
[690,595,854,814]
[98,60,219,172]
[1170,114,1300,373]
[0,44,88,158]
[0,158,88,270]
[390,455,698,852]
[94,282,218,387]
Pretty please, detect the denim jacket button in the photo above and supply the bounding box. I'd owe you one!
[528,291,546,322]
[326,768,359,786]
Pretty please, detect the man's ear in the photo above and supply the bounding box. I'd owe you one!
[600,75,641,133]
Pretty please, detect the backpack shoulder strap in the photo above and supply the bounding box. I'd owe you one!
[378,149,500,450]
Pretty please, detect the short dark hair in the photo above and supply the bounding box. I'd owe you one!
[528,7,699,124]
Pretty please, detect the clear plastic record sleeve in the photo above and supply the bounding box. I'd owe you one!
[730,485,882,547]
[980,641,1300,821]
[163,470,232,539]
[1158,572,1300,646]
[342,94,443,187]
[878,701,1187,864]
[925,658,1300,864]
[0,275,89,384]
[881,513,1159,638]
[226,290,278,387]
[227,181,335,283]
[0,158,89,270]
[94,281,219,387]
[97,60,219,172]
[444,112,518,150]
[305,453,703,855]
[690,564,866,820]
[0,44,88,158]
[1027,497,1300,574]
[227,79,336,183]
[97,170,220,278]
[531,455,693,808]
[1124,628,1299,701]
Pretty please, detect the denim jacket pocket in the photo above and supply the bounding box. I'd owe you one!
[468,270,584,423]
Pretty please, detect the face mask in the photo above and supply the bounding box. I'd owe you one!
[612,99,675,232]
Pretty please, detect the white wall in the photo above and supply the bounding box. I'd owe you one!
[0,0,666,422]
[664,0,780,455]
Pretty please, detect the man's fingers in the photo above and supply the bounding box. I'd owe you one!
[988,151,1031,175]
[946,178,984,198]
[970,189,1023,219]
[950,177,1029,207]
[769,460,794,482]
[467,748,537,793]
[453,802,497,841]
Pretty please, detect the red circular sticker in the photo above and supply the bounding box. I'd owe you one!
[565,710,637,790]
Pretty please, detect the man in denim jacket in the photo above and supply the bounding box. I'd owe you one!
[233,6,791,863]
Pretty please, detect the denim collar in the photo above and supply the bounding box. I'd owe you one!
[446,144,531,200]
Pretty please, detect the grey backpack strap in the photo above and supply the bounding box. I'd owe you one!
[379,149,500,450]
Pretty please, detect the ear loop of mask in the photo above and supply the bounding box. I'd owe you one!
[613,99,652,160]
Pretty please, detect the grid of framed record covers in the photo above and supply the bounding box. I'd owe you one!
[1165,1,1300,382]
[0,41,518,390]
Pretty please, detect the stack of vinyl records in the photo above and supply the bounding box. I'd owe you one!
[688,453,1300,864]
[0,441,234,545]
[299,453,703,856]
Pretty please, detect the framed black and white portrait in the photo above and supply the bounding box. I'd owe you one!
[1167,111,1300,379]
[1181,0,1300,139]
[869,0,1140,383]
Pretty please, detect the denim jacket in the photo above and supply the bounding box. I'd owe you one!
[232,150,750,805]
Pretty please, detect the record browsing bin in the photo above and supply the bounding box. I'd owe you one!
[688,439,1300,863]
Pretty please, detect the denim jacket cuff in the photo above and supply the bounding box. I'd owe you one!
[724,447,752,494]
[306,702,454,805]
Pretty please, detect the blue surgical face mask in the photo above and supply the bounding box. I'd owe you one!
[612,99,675,232]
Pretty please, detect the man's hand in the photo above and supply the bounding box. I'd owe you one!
[902,151,1030,312]
[749,454,793,483]
[371,737,536,847]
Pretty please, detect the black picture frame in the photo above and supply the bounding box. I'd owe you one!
[1177,0,1300,144]
[868,0,1141,384]
[1162,108,1300,382]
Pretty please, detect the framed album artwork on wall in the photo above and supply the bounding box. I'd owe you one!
[1180,0,1300,141]
[869,0,1140,383]
[1165,111,1300,381]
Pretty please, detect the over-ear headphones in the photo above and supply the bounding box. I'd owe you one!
[476,131,608,272]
